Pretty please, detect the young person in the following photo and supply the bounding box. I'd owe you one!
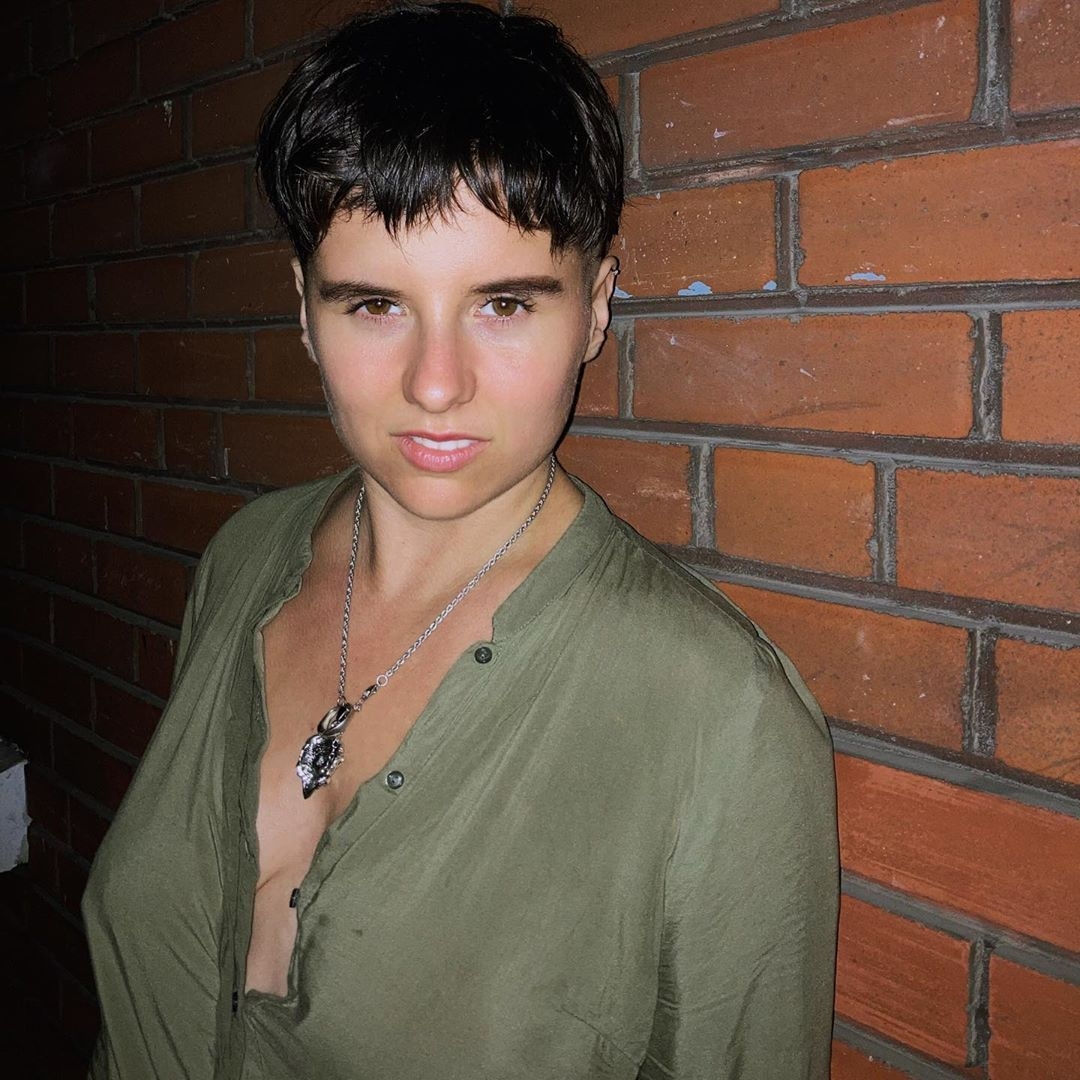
[83,4,838,1077]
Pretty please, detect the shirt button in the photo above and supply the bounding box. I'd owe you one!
[474,645,493,664]
[385,770,405,790]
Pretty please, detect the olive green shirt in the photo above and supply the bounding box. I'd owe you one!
[83,470,839,1080]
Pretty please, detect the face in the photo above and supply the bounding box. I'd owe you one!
[295,188,616,525]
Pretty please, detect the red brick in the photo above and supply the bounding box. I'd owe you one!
[53,466,136,535]
[0,147,24,206]
[23,522,93,593]
[0,692,53,766]
[252,327,325,404]
[91,101,183,183]
[614,183,776,297]
[895,470,1080,610]
[53,726,132,810]
[0,454,50,515]
[60,980,101,1048]
[25,129,87,199]
[0,273,24,325]
[93,680,160,757]
[634,314,973,436]
[541,0,776,56]
[52,187,135,258]
[4,77,49,146]
[54,332,136,394]
[50,37,134,125]
[139,0,245,96]
[1,577,52,639]
[192,242,295,318]
[95,541,189,625]
[996,638,1080,785]
[253,0,369,53]
[221,412,350,488]
[1012,0,1080,114]
[836,895,970,1065]
[25,772,69,842]
[21,645,93,723]
[575,332,619,419]
[0,205,50,269]
[68,798,109,861]
[722,585,966,749]
[163,407,218,477]
[55,847,88,916]
[837,754,1080,951]
[0,19,30,82]
[642,0,977,167]
[714,448,875,576]
[25,266,90,325]
[138,330,248,400]
[3,333,50,390]
[1001,309,1080,445]
[52,596,135,681]
[558,434,692,545]
[73,402,159,468]
[141,163,246,246]
[989,957,1080,1079]
[192,59,293,155]
[139,480,245,554]
[71,0,159,54]
[18,398,72,456]
[136,627,178,698]
[30,4,72,72]
[95,255,186,322]
[801,140,1080,285]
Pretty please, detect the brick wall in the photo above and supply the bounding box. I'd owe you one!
[1,0,1077,1076]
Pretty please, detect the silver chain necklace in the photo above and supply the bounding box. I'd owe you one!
[296,456,558,798]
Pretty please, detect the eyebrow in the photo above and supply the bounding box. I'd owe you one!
[316,275,565,305]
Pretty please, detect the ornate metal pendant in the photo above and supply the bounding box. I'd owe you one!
[296,703,352,799]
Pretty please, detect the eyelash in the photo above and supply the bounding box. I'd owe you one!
[346,296,536,320]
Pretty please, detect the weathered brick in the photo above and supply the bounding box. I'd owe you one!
[895,470,1080,610]
[0,205,50,269]
[49,37,134,125]
[23,522,93,594]
[21,645,93,723]
[18,398,72,456]
[52,187,136,258]
[25,771,69,842]
[634,314,973,436]
[1001,309,1080,445]
[30,4,72,72]
[140,163,246,246]
[138,330,248,400]
[69,797,109,861]
[4,76,49,147]
[541,0,775,56]
[220,412,350,488]
[139,480,245,554]
[995,638,1080,785]
[3,332,50,390]
[988,957,1080,1079]
[164,408,218,477]
[0,454,50,515]
[136,626,178,698]
[251,327,325,404]
[0,273,24,326]
[836,895,970,1065]
[831,1041,907,1080]
[253,0,376,53]
[837,754,1080,951]
[71,0,159,54]
[72,402,159,468]
[558,434,692,545]
[191,242,296,318]
[53,595,135,680]
[191,60,292,155]
[25,266,90,325]
[801,140,1080,285]
[53,466,136,535]
[93,680,160,757]
[1,577,52,640]
[614,183,776,297]
[0,147,25,206]
[1011,0,1080,114]
[139,0,245,96]
[723,585,966,749]
[53,725,132,810]
[54,332,136,395]
[574,331,619,419]
[95,255,186,322]
[714,448,875,576]
[95,541,190,625]
[25,129,87,199]
[1,18,30,82]
[642,0,977,166]
[91,101,184,183]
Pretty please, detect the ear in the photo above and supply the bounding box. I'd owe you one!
[583,256,619,364]
[292,258,315,361]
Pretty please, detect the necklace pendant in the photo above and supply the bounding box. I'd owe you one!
[296,703,352,798]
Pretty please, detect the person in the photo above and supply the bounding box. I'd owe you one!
[82,3,839,1077]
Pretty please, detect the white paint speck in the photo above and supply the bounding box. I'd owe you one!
[845,271,887,282]
[762,279,778,292]
[936,14,946,28]
[713,128,729,139]
[677,280,713,297]
[799,368,817,380]
[613,286,633,299]
[665,121,675,129]
[162,99,173,126]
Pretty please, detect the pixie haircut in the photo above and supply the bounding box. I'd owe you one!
[257,2,624,269]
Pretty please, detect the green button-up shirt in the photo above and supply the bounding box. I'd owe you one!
[83,470,838,1079]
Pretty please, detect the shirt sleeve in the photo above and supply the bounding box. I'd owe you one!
[638,641,839,1080]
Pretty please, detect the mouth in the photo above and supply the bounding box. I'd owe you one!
[396,432,489,472]
[409,436,477,451]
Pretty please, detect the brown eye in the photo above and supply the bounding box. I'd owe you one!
[489,297,522,317]
[361,298,394,316]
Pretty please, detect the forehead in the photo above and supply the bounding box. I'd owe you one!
[310,188,585,286]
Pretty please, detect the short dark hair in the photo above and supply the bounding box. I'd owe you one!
[257,2,624,268]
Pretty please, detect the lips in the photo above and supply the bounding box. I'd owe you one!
[396,432,488,473]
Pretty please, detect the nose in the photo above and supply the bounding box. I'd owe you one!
[402,322,475,413]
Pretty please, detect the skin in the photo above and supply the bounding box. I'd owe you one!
[244,188,618,996]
